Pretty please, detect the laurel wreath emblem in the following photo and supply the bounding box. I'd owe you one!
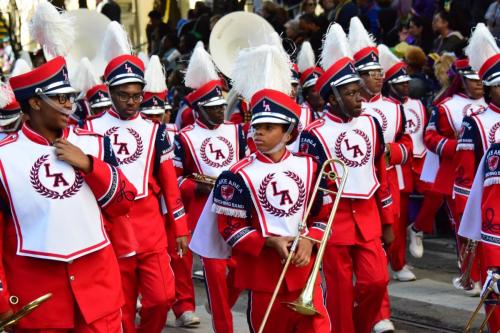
[104,127,144,165]
[334,129,372,167]
[370,107,388,131]
[258,171,306,217]
[489,122,500,145]
[463,104,486,117]
[407,108,421,134]
[200,136,234,168]
[30,155,84,200]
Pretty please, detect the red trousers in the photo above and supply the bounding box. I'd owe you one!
[389,192,410,272]
[166,222,196,318]
[202,257,242,333]
[413,192,455,234]
[247,286,330,333]
[14,309,122,333]
[323,239,389,333]
[120,251,175,333]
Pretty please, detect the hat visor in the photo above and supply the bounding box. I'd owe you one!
[302,78,318,89]
[165,104,173,110]
[357,63,383,72]
[108,77,145,87]
[45,86,77,95]
[334,76,361,87]
[251,116,290,126]
[0,115,21,127]
[464,73,480,80]
[141,108,166,115]
[201,98,227,107]
[90,100,112,108]
[389,76,411,84]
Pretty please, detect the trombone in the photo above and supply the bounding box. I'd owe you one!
[0,293,52,330]
[453,239,478,291]
[188,173,217,187]
[258,159,348,333]
[464,274,500,333]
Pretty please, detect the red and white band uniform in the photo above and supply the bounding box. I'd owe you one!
[287,102,315,152]
[0,124,137,331]
[300,112,395,333]
[213,150,331,333]
[174,119,247,333]
[414,93,487,235]
[86,109,189,333]
[391,96,428,270]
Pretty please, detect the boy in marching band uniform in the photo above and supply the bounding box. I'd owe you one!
[3,55,136,332]
[299,23,394,333]
[0,82,23,140]
[213,43,330,333]
[174,43,246,332]
[85,53,189,332]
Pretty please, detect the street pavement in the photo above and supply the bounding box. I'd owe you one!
[164,237,484,332]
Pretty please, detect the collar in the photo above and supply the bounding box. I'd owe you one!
[108,108,140,120]
[195,118,221,130]
[489,103,500,113]
[457,93,484,102]
[325,111,351,123]
[22,123,69,146]
[362,94,382,103]
[255,150,291,164]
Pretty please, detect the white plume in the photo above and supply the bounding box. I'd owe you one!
[321,23,352,70]
[19,51,33,70]
[348,16,375,55]
[71,57,101,93]
[30,1,75,58]
[144,55,167,93]
[231,44,291,101]
[138,52,150,68]
[377,44,401,72]
[297,41,315,72]
[465,23,500,72]
[0,82,15,109]
[11,58,32,77]
[92,21,132,76]
[184,41,219,89]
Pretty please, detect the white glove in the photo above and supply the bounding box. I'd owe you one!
[481,270,500,298]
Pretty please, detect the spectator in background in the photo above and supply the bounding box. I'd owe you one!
[159,33,180,73]
[411,0,435,21]
[261,1,289,35]
[296,0,318,18]
[96,0,121,23]
[147,10,171,55]
[377,0,398,45]
[358,0,381,39]
[431,10,465,56]
[404,45,434,102]
[332,0,359,32]
[408,15,433,54]
[284,19,301,43]
[299,14,323,59]
[317,0,335,24]
[485,0,500,39]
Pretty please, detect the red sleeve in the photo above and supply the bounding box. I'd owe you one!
[158,158,189,237]
[83,156,137,217]
[424,106,457,158]
[217,214,266,257]
[0,204,12,314]
[388,133,412,165]
[374,127,394,225]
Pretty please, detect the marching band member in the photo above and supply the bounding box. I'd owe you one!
[3,55,136,331]
[85,53,189,333]
[408,58,487,266]
[348,17,412,332]
[86,84,113,117]
[175,42,246,332]
[214,43,330,333]
[300,23,394,333]
[452,24,500,304]
[140,55,201,328]
[0,82,23,139]
[379,44,426,282]
[296,41,325,121]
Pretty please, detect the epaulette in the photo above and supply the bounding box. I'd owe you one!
[304,118,325,132]
[0,133,18,147]
[229,155,253,173]
[179,124,195,133]
[73,127,103,138]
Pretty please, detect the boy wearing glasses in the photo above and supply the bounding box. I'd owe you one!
[0,56,137,331]
[85,54,189,333]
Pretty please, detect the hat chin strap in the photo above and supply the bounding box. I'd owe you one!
[262,123,294,155]
[0,116,22,133]
[38,93,76,116]
[359,78,378,98]
[330,83,351,119]
[197,105,217,127]
[389,84,405,102]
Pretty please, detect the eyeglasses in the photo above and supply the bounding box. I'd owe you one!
[361,70,385,79]
[114,92,144,103]
[48,93,76,104]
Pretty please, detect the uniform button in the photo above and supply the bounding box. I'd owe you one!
[70,275,75,281]
[352,210,356,214]
[126,214,130,218]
